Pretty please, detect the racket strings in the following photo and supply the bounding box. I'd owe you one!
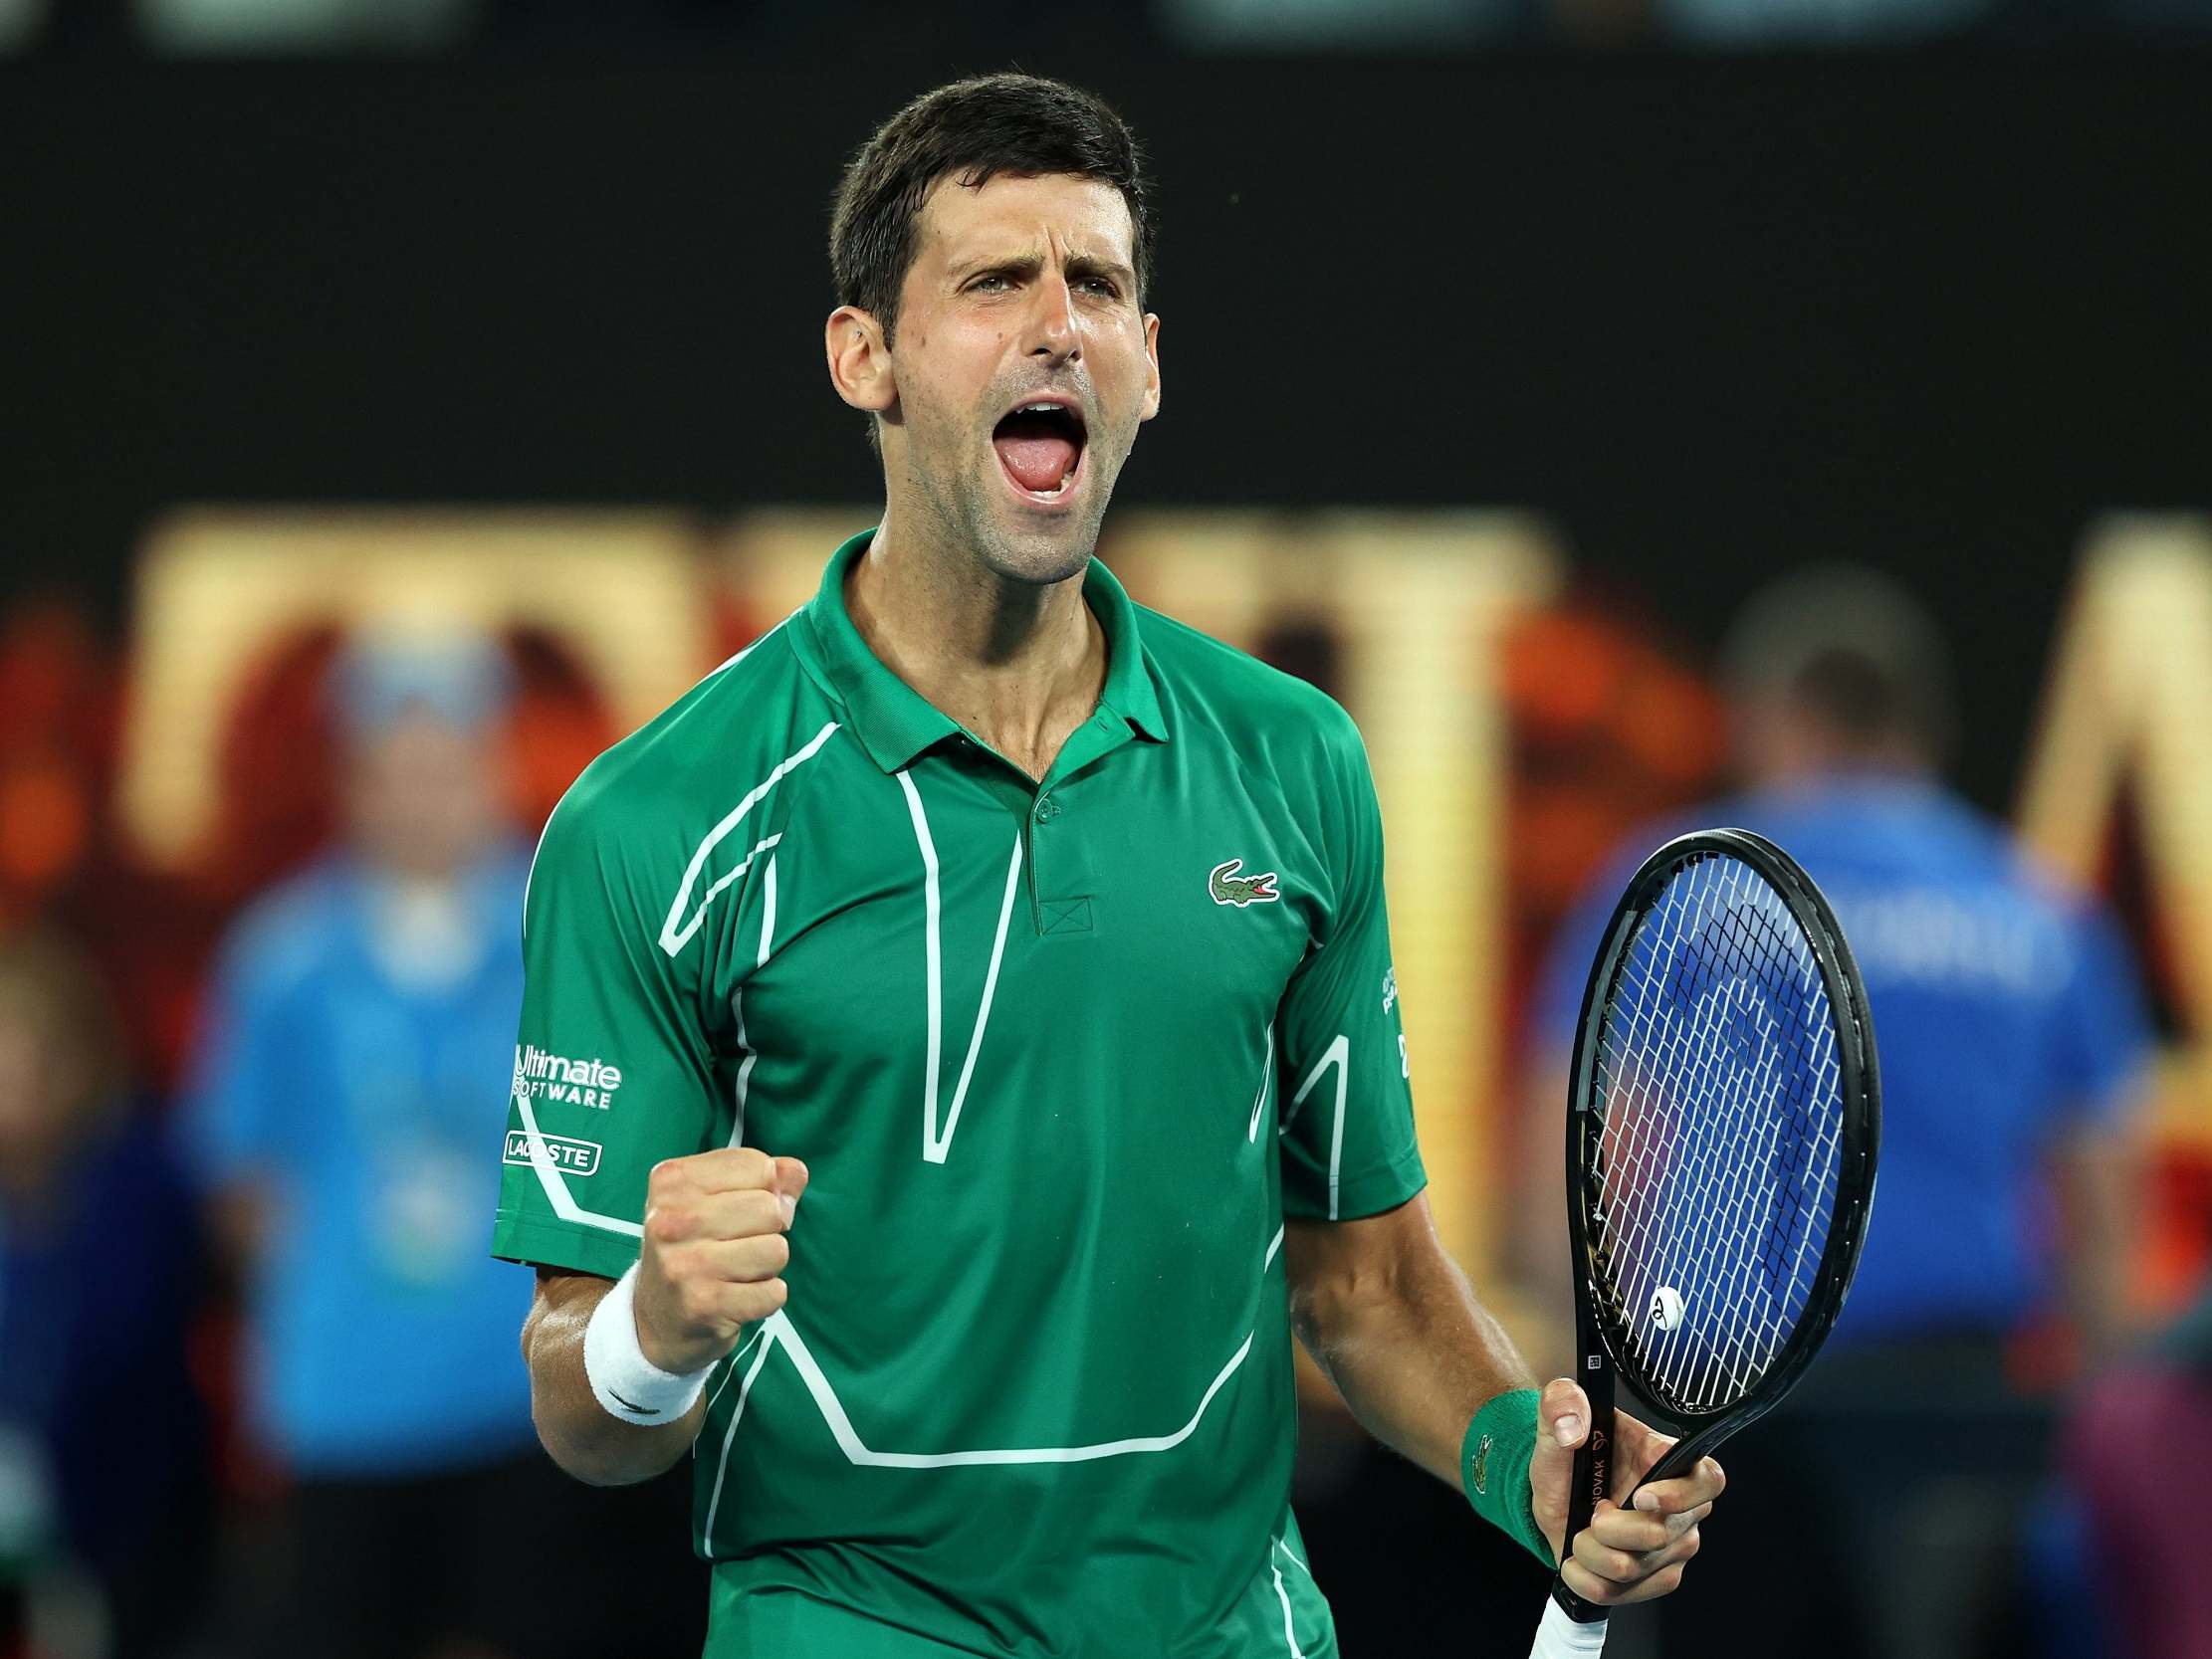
[1586,854,1846,1416]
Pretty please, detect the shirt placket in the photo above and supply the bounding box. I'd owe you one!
[1021,709,1135,937]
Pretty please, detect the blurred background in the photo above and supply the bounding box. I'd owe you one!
[2,3,2210,1656]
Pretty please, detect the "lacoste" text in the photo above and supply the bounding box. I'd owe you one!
[503,1129,603,1176]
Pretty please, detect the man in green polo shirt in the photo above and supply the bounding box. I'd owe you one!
[497,73,1723,1657]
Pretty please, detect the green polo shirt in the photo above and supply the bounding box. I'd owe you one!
[494,529,1426,1658]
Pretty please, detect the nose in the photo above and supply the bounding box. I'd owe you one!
[1026,273,1079,364]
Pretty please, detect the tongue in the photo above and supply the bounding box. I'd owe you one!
[995,434,1077,494]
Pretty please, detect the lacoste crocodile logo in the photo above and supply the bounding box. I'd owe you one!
[1209,858,1281,907]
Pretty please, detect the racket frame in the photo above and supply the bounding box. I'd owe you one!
[1551,828,1881,1624]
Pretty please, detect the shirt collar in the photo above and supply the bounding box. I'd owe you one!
[797,528,1170,775]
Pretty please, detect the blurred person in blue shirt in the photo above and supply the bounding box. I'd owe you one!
[1515,567,2150,1659]
[187,634,535,1477]
[0,929,210,1658]
[184,633,703,1659]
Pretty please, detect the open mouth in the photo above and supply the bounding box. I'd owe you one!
[991,398,1088,505]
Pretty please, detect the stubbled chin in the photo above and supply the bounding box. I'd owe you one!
[970,533,1094,588]
[975,470,1102,583]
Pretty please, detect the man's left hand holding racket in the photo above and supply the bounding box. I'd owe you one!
[1530,1378,1725,1611]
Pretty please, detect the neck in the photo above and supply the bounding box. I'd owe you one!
[1752,745,1933,793]
[846,509,1107,780]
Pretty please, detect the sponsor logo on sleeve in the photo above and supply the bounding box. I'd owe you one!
[512,1043,625,1110]
[1209,858,1281,907]
[504,1129,603,1177]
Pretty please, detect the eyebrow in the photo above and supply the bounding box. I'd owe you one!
[1067,253,1136,289]
[952,252,1136,290]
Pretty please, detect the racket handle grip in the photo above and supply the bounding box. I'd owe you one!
[1528,1592,1611,1657]
[1551,1575,1610,1624]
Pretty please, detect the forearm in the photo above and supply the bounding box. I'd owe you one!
[522,1269,702,1486]
[1285,1203,1536,1487]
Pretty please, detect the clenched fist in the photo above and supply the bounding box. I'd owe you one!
[634,1146,809,1374]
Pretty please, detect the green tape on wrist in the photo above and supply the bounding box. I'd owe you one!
[1461,1388,1554,1568]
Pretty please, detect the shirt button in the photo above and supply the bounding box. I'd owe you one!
[1034,796,1058,823]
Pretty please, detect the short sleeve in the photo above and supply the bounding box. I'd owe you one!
[492,784,722,1281]
[1276,711,1428,1222]
[2042,900,2155,1136]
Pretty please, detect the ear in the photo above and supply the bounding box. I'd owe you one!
[825,305,897,416]
[1139,311,1162,422]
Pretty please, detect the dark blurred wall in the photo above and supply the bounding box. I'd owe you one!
[4,51,2209,811]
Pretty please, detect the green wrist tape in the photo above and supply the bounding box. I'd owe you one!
[1461,1388,1554,1568]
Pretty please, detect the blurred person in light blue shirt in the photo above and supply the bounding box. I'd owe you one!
[1516,567,2150,1659]
[184,631,616,1659]
[186,631,533,1475]
[186,632,709,1659]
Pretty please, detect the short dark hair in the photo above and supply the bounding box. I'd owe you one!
[1790,647,1918,744]
[1722,565,1957,763]
[829,73,1154,346]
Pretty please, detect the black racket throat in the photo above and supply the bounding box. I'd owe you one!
[1550,828,1881,1627]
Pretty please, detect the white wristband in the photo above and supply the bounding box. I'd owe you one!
[1526,1596,1610,1659]
[583,1262,713,1425]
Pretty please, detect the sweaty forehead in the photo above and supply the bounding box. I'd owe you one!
[915,172,1136,269]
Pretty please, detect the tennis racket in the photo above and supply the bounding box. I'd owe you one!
[1527,828,1880,1658]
